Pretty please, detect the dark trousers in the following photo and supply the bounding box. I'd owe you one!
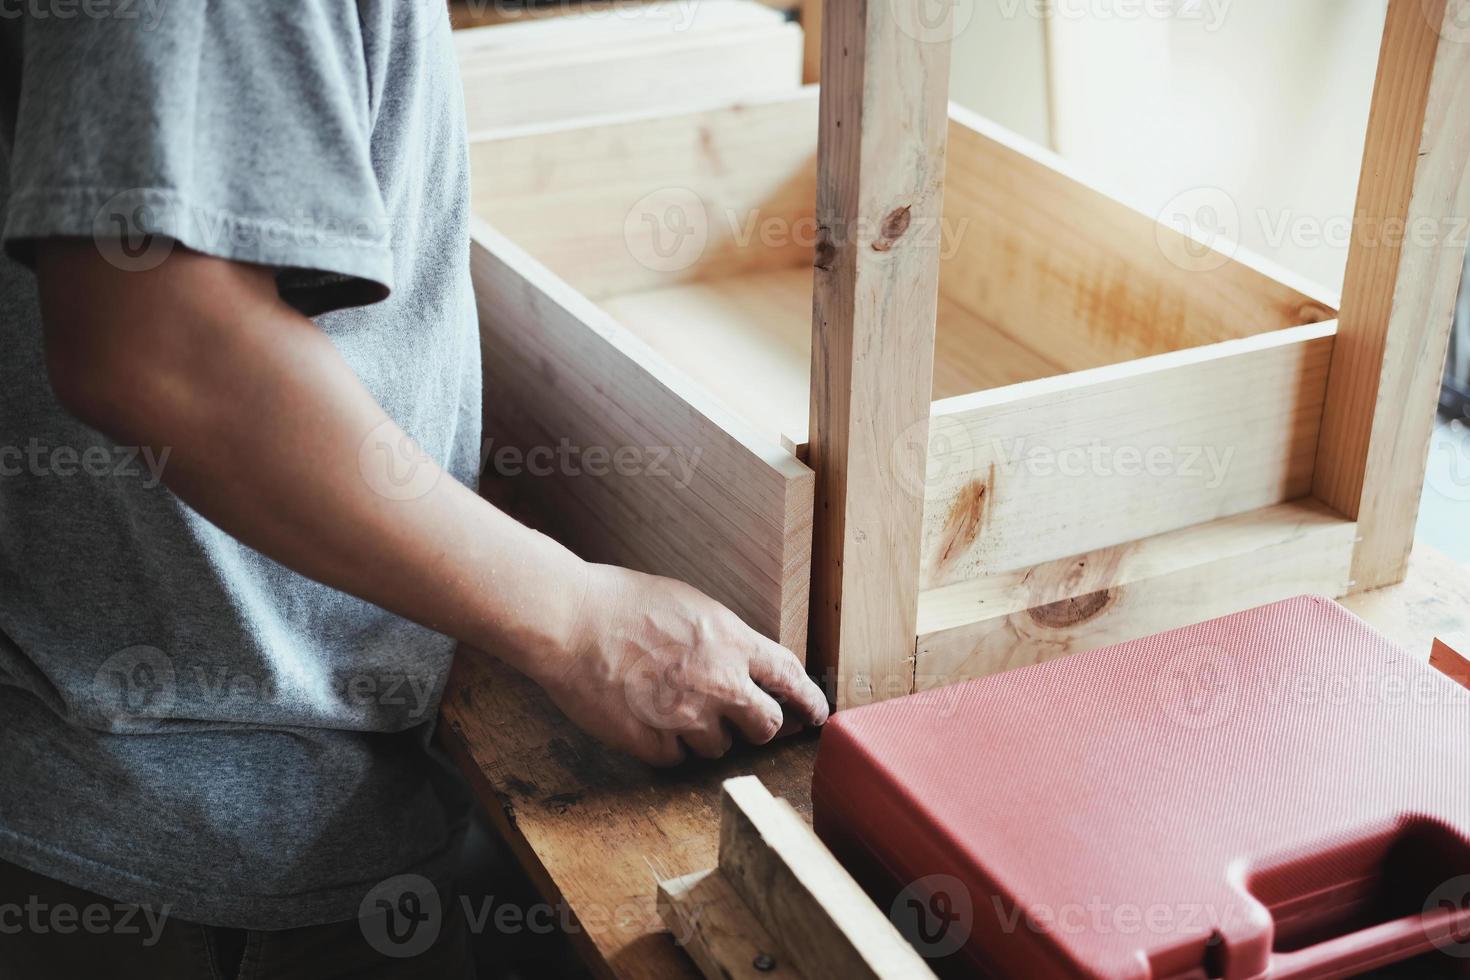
[0,859,472,979]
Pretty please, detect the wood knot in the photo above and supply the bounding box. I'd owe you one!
[1297,303,1334,324]
[1028,590,1114,629]
[814,231,837,271]
[872,206,912,252]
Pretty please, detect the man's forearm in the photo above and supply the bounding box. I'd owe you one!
[38,242,587,673]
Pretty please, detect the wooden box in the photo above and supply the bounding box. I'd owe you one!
[467,0,1467,709]
[470,88,1341,674]
[452,0,803,136]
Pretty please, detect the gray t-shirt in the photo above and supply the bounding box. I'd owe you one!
[0,3,481,929]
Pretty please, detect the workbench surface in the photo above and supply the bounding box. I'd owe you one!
[439,545,1470,980]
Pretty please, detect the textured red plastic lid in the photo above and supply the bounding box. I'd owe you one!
[812,597,1470,979]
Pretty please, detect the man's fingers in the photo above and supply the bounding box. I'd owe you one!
[631,726,687,768]
[725,682,784,745]
[680,721,734,761]
[748,637,830,727]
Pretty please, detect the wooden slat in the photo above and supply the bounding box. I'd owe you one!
[1430,634,1470,689]
[471,221,813,655]
[716,777,935,979]
[469,90,819,301]
[919,322,1338,587]
[1315,0,1470,591]
[914,499,1357,689]
[454,2,803,136]
[599,265,1065,455]
[807,0,953,709]
[657,870,802,980]
[940,103,1339,374]
[800,0,821,84]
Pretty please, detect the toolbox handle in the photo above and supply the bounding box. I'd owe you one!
[1268,903,1470,978]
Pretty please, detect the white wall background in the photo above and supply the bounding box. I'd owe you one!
[948,0,1390,295]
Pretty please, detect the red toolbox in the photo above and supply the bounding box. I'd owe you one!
[812,596,1470,979]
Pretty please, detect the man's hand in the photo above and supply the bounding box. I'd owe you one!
[34,240,825,765]
[522,566,829,767]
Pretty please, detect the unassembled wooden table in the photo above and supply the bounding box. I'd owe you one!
[438,545,1470,980]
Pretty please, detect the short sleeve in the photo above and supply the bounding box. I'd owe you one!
[2,4,394,315]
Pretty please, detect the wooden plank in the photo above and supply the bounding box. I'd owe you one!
[939,103,1339,374]
[455,2,803,136]
[919,322,1338,587]
[716,777,935,980]
[800,0,820,84]
[471,220,813,655]
[1431,634,1470,689]
[918,497,1354,636]
[600,266,1065,455]
[1314,0,1470,591]
[914,500,1358,689]
[807,0,953,709]
[469,89,819,301]
[438,545,1470,980]
[657,870,801,980]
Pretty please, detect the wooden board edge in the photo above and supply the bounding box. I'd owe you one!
[657,869,805,980]
[716,777,936,979]
[1430,634,1470,690]
[917,499,1355,636]
[914,507,1358,688]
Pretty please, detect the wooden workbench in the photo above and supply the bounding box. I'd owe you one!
[439,544,1470,980]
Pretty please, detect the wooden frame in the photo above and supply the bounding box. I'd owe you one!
[813,0,1470,706]
[466,0,1470,708]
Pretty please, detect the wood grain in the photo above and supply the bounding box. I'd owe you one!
[471,221,814,655]
[469,90,819,301]
[1430,634,1470,689]
[656,870,801,980]
[439,546,1470,980]
[807,0,954,709]
[914,499,1358,688]
[918,322,1338,587]
[600,266,1065,455]
[454,1,803,137]
[940,103,1339,372]
[1315,0,1470,591]
[715,777,934,980]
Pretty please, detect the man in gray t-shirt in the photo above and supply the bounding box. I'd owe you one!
[0,4,827,976]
